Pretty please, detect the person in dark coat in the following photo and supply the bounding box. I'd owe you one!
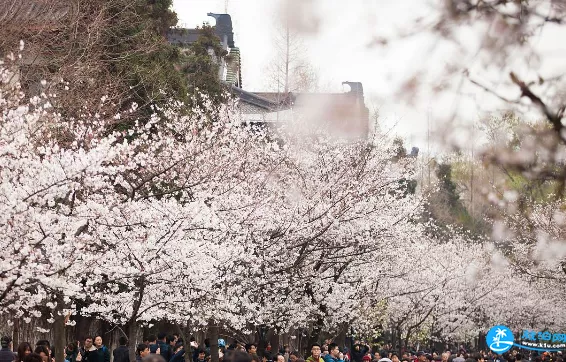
[0,337,16,362]
[78,337,96,362]
[169,346,185,362]
[77,336,101,362]
[351,344,370,362]
[93,337,110,362]
[136,345,150,362]
[167,337,176,357]
[113,337,130,362]
[147,337,159,356]
[65,343,79,362]
[156,333,170,362]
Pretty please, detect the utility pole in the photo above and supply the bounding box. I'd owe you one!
[224,0,229,13]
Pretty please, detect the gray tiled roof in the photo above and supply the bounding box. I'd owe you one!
[0,0,69,25]
[252,92,293,105]
[229,85,280,112]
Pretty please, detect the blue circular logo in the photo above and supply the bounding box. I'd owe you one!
[487,325,514,353]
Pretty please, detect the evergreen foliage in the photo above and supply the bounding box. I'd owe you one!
[181,24,229,112]
[1,0,229,128]
[424,163,484,236]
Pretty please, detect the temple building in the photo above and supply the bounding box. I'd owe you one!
[167,13,370,139]
[231,83,369,139]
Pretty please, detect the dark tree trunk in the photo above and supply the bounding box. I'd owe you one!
[177,325,193,362]
[335,324,347,349]
[307,315,324,352]
[127,322,139,362]
[54,311,67,362]
[404,329,412,350]
[74,315,93,343]
[269,331,279,356]
[13,318,20,350]
[208,320,219,362]
[393,326,401,351]
[126,276,147,362]
[257,325,268,357]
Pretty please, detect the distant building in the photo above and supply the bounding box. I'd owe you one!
[232,83,369,139]
[167,12,370,139]
[167,13,242,88]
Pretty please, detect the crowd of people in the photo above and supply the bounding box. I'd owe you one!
[1,334,564,362]
[0,336,112,362]
[301,342,564,362]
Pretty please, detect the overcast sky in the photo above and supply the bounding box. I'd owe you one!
[172,0,566,150]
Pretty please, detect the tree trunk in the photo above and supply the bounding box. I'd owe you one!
[208,320,219,362]
[12,318,20,350]
[282,332,290,352]
[54,312,66,362]
[269,331,279,356]
[307,315,324,352]
[394,325,401,351]
[257,325,268,357]
[335,324,346,349]
[127,276,146,362]
[404,328,412,350]
[177,325,193,362]
[127,322,139,362]
[74,315,93,344]
[346,327,353,356]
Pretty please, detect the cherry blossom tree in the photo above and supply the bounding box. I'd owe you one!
[192,122,431,348]
[4,45,564,355]
[1,59,263,359]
